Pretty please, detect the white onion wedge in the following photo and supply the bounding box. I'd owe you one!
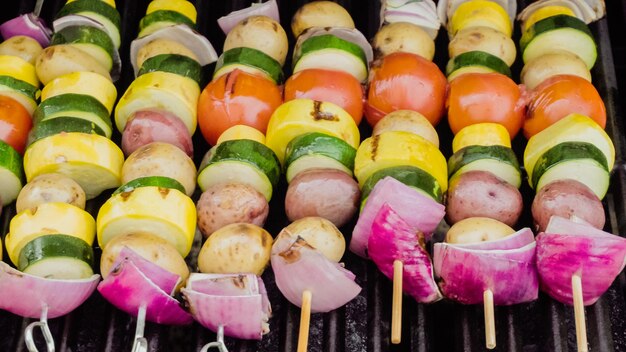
[0,262,99,319]
[183,273,271,340]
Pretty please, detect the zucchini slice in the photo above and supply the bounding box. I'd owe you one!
[18,234,94,279]
[34,94,112,138]
[448,145,521,188]
[198,139,281,201]
[56,0,121,48]
[113,176,186,195]
[532,141,609,198]
[0,141,24,206]
[138,10,196,38]
[51,25,116,72]
[28,116,106,146]
[524,114,614,180]
[360,166,442,203]
[0,76,38,116]
[293,35,368,82]
[214,47,284,84]
[520,15,596,69]
[284,132,356,182]
[446,51,511,81]
[41,71,117,114]
[138,54,202,84]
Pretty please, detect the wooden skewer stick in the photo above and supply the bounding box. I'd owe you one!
[391,260,403,344]
[297,290,313,352]
[483,289,496,349]
[572,275,588,352]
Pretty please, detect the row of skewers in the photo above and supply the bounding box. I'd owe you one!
[0,0,623,351]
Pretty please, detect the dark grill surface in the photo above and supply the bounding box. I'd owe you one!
[2,1,626,351]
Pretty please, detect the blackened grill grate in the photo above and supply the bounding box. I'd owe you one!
[2,0,626,351]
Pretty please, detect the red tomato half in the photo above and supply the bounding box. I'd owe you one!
[365,52,447,127]
[284,69,364,125]
[524,74,606,138]
[0,95,32,154]
[197,69,283,145]
[447,73,525,138]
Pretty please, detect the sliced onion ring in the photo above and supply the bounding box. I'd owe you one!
[0,14,52,47]
[183,273,271,340]
[217,0,280,35]
[97,248,192,325]
[536,216,626,305]
[271,235,361,313]
[369,203,442,303]
[130,24,218,76]
[0,262,99,319]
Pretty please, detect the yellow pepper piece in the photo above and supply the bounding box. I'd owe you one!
[452,123,511,153]
[355,131,448,191]
[24,133,124,200]
[97,186,196,256]
[523,6,576,32]
[115,71,200,135]
[450,0,512,37]
[146,0,197,23]
[0,55,38,87]
[5,202,95,265]
[67,0,116,8]
[266,99,360,164]
[41,71,117,114]
[217,125,266,145]
[524,113,615,186]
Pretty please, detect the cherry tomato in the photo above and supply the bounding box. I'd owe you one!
[447,73,525,137]
[197,69,282,145]
[365,52,447,127]
[524,74,606,138]
[0,95,32,154]
[284,68,363,125]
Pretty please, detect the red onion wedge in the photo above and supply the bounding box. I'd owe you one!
[271,235,361,313]
[369,204,442,303]
[351,176,445,258]
[182,273,271,340]
[97,248,192,325]
[0,13,51,47]
[536,216,626,305]
[0,262,99,319]
[217,0,280,35]
[130,24,218,76]
[433,228,538,305]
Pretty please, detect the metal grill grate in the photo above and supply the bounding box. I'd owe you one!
[1,0,626,351]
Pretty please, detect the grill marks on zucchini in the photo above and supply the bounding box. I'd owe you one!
[284,132,356,182]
